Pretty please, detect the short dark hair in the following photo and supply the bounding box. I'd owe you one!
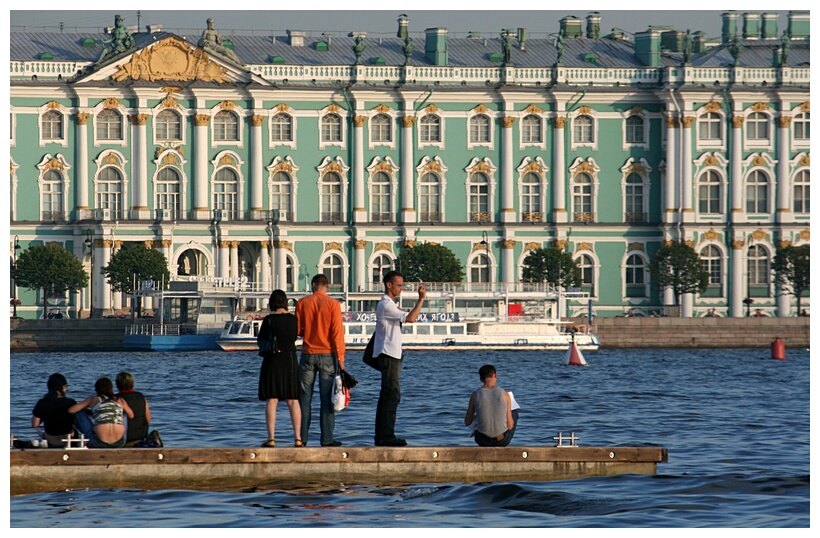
[383,270,404,286]
[478,364,496,381]
[47,373,67,393]
[269,289,288,310]
[312,274,329,287]
[115,371,134,391]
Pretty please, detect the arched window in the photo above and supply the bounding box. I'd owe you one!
[96,167,123,219]
[698,112,721,141]
[521,114,541,143]
[41,110,63,140]
[96,109,122,140]
[214,110,239,141]
[468,172,490,222]
[271,171,292,221]
[284,254,296,292]
[321,114,342,142]
[40,169,63,221]
[746,112,769,141]
[469,114,490,143]
[469,253,491,283]
[624,172,645,222]
[271,113,293,142]
[370,114,392,143]
[419,114,441,143]
[520,172,541,221]
[177,249,207,277]
[321,253,345,291]
[213,168,238,219]
[577,254,595,296]
[698,170,721,214]
[320,172,342,222]
[625,115,645,144]
[625,254,646,297]
[370,171,392,222]
[700,245,722,296]
[371,253,393,287]
[572,173,593,222]
[156,167,180,218]
[746,170,769,214]
[747,244,770,296]
[419,172,441,222]
[156,109,181,141]
[793,111,810,140]
[793,170,810,213]
[573,115,594,143]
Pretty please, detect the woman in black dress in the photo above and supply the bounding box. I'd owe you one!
[258,289,303,447]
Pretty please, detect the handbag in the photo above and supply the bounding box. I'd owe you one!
[257,316,279,357]
[362,334,379,370]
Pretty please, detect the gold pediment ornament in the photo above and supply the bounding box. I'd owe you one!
[46,101,61,110]
[112,37,231,83]
[751,102,770,112]
[374,104,391,113]
[799,229,810,241]
[272,162,293,174]
[627,242,644,252]
[45,158,64,172]
[524,104,544,114]
[704,155,719,167]
[473,104,489,114]
[275,104,291,113]
[523,242,540,252]
[374,161,395,174]
[219,101,236,110]
[219,155,237,167]
[161,95,180,109]
[750,229,767,241]
[374,242,393,253]
[799,101,809,111]
[472,162,491,174]
[751,155,767,167]
[325,242,344,252]
[575,161,595,174]
[553,117,567,128]
[103,154,121,166]
[325,162,344,174]
[702,228,720,242]
[472,242,490,252]
[798,154,810,167]
[704,102,722,112]
[628,106,643,116]
[162,154,180,166]
[423,161,442,173]
[103,98,121,109]
[524,161,543,174]
[577,106,592,115]
[576,242,594,252]
[327,104,341,114]
[425,104,439,113]
[628,163,646,174]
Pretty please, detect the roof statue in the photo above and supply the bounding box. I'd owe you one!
[780,31,791,67]
[401,35,415,65]
[555,29,565,67]
[198,18,242,65]
[728,37,742,66]
[352,35,366,65]
[501,29,513,66]
[683,29,693,66]
[98,15,135,63]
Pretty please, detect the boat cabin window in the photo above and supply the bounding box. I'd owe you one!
[402,325,414,335]
[450,325,465,335]
[229,323,241,335]
[348,325,363,335]
[433,324,448,335]
[365,325,376,335]
[239,323,251,335]
[416,325,430,335]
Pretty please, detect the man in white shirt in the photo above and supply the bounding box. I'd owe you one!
[373,270,426,446]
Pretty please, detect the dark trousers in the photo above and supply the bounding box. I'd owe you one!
[474,409,520,447]
[374,353,402,444]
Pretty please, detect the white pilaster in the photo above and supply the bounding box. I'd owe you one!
[75,113,90,218]
[218,240,230,278]
[193,115,210,220]
[663,117,678,224]
[400,116,416,223]
[501,240,516,283]
[552,117,567,223]
[260,241,271,293]
[99,240,112,313]
[730,240,744,317]
[500,117,515,223]
[681,116,694,222]
[250,115,264,216]
[730,117,744,221]
[354,241,367,292]
[353,115,367,223]
[776,116,791,224]
[230,241,239,279]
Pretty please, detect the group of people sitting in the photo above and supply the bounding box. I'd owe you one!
[30,371,160,449]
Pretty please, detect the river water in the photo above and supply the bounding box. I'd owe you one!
[8,347,810,527]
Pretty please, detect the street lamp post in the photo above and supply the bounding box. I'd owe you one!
[12,236,20,318]
[84,231,93,319]
[743,297,754,318]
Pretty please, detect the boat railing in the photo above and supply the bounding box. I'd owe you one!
[125,322,227,336]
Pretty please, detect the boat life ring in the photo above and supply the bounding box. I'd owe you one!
[245,314,254,322]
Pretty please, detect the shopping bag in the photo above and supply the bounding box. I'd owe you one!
[331,373,349,412]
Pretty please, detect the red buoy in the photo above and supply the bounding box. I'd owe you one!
[771,337,787,360]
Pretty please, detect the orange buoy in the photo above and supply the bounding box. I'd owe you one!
[771,336,787,360]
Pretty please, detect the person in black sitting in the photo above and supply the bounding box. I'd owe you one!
[258,289,303,448]
[115,371,152,446]
[32,373,77,447]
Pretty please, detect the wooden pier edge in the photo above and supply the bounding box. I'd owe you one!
[10,446,668,496]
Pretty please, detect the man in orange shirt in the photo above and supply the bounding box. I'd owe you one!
[296,274,345,446]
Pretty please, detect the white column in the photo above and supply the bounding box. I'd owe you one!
[730,240,745,317]
[681,293,694,317]
[776,280,790,317]
[230,241,239,280]
[274,241,288,291]
[400,116,416,223]
[354,241,367,292]
[260,241,271,292]
[74,113,90,218]
[193,114,211,220]
[681,116,694,222]
[250,115,264,218]
[112,241,125,311]
[135,115,149,219]
[730,116,744,221]
[501,240,516,283]
[98,240,112,313]
[776,116,792,224]
[72,239,84,318]
[353,115,367,223]
[218,240,230,279]
[663,116,678,224]
[500,117,516,223]
[552,117,567,223]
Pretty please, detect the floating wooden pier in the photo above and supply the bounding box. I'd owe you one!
[10,446,667,495]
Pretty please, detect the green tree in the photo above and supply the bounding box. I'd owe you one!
[521,247,581,288]
[773,244,810,314]
[102,244,170,312]
[649,241,709,307]
[11,243,88,315]
[395,242,465,283]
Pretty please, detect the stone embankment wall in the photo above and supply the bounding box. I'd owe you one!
[593,317,811,349]
[10,319,130,352]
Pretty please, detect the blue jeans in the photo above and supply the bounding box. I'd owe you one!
[74,411,127,448]
[474,409,520,447]
[299,353,337,445]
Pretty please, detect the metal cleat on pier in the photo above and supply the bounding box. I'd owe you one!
[553,431,580,447]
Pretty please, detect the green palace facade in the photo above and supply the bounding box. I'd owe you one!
[9,11,810,319]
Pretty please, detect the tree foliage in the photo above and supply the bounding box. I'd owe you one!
[773,244,810,313]
[521,247,581,288]
[102,244,170,294]
[649,241,709,306]
[11,243,88,310]
[395,242,465,283]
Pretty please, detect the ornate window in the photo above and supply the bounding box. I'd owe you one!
[213,110,239,141]
[370,114,392,143]
[520,172,542,221]
[793,170,810,214]
[700,244,723,297]
[419,172,442,222]
[41,110,63,140]
[371,253,394,287]
[698,169,722,214]
[572,173,594,222]
[576,253,596,296]
[96,109,123,140]
[370,171,392,222]
[156,109,182,141]
[469,253,491,283]
[40,170,64,221]
[213,167,238,219]
[624,173,645,222]
[573,115,594,144]
[419,114,441,143]
[698,112,722,141]
[321,114,342,143]
[270,113,293,143]
[320,172,343,222]
[95,167,123,220]
[793,111,810,140]
[745,170,769,214]
[156,167,181,219]
[625,253,647,297]
[320,253,345,291]
[746,112,769,141]
[747,244,770,296]
[270,171,293,221]
[468,172,490,222]
[521,114,542,143]
[625,115,645,144]
[469,114,490,144]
